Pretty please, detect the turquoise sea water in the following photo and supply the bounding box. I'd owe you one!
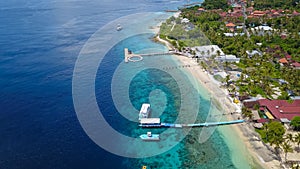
[93,29,250,168]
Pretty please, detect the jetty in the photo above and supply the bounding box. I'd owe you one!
[136,104,245,129]
[139,118,245,128]
[124,48,185,63]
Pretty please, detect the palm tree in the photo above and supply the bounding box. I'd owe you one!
[281,141,293,162]
[216,50,221,57]
[295,133,300,152]
[201,51,205,58]
[285,133,294,143]
[272,138,283,160]
[207,50,210,57]
[242,107,253,120]
[225,75,230,87]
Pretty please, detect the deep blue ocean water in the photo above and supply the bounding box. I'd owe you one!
[0,0,253,169]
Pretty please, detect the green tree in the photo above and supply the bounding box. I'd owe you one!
[281,141,293,162]
[291,116,300,131]
[207,50,210,56]
[266,121,285,143]
[225,75,230,87]
[202,0,228,10]
[264,121,286,156]
[201,51,205,58]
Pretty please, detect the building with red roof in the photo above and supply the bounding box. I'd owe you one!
[252,10,266,17]
[293,11,300,16]
[272,12,280,17]
[219,12,227,18]
[279,58,288,64]
[197,8,205,12]
[292,62,300,69]
[226,22,235,27]
[286,55,292,60]
[226,22,236,32]
[246,7,253,14]
[258,99,300,120]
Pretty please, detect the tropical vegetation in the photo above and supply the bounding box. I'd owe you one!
[178,4,300,99]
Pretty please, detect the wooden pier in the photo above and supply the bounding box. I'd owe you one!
[139,119,245,128]
[140,52,173,57]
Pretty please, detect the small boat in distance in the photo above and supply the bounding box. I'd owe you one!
[116,24,122,31]
[140,132,160,141]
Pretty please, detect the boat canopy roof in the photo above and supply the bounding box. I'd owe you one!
[140,103,150,114]
[140,118,160,124]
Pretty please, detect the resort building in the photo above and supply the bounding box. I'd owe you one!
[258,99,300,121]
[244,99,300,122]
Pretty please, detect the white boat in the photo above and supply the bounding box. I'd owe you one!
[140,132,160,141]
[139,103,151,120]
[116,24,122,31]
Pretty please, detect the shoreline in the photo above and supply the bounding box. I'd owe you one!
[172,53,280,169]
[151,19,281,168]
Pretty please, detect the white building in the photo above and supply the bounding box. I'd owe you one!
[192,45,225,58]
[246,50,262,57]
[251,25,274,36]
[181,18,190,24]
[215,55,240,63]
[253,25,273,31]
[224,33,245,37]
